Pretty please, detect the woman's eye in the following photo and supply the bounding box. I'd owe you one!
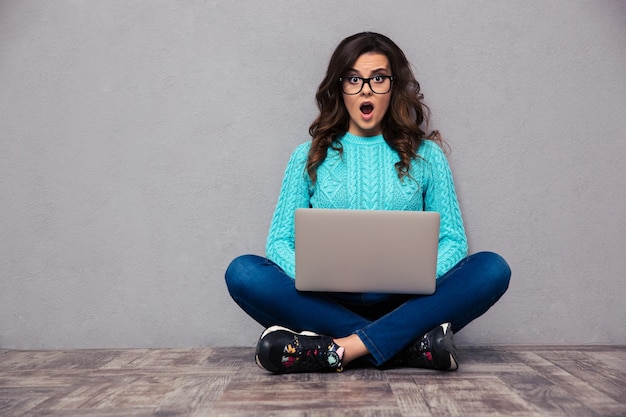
[373,75,384,83]
[348,76,361,84]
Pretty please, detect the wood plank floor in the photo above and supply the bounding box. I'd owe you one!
[1,345,624,416]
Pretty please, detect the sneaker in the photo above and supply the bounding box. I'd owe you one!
[393,322,458,371]
[255,326,344,374]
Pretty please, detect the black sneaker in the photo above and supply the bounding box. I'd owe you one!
[393,322,458,371]
[255,326,344,374]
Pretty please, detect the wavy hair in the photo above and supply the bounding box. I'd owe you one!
[307,32,442,183]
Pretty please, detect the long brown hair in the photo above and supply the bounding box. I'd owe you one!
[307,32,442,183]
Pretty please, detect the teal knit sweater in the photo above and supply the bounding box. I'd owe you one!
[266,132,468,280]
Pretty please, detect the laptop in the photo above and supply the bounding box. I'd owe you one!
[295,208,440,294]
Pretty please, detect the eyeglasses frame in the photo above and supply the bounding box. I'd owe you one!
[338,75,395,95]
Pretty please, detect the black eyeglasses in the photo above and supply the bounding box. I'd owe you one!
[339,75,394,95]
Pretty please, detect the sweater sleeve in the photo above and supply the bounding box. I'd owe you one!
[265,143,312,279]
[421,141,468,278]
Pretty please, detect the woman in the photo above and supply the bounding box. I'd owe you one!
[225,32,511,374]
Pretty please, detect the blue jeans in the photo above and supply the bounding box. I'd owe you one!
[225,251,510,366]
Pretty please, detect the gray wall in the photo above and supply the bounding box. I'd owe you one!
[1,1,625,349]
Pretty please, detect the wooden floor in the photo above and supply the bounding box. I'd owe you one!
[1,345,624,417]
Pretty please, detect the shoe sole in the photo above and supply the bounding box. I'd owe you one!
[255,326,320,370]
[259,325,319,340]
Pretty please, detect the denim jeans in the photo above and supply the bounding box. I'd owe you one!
[225,251,510,366]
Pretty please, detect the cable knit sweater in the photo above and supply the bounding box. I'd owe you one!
[266,132,468,280]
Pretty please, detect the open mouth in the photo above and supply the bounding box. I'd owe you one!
[360,103,374,115]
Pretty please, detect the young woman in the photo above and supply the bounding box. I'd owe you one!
[225,32,511,374]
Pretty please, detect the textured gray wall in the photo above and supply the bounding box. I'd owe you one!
[1,1,625,349]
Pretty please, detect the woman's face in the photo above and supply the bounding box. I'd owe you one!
[342,52,392,137]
